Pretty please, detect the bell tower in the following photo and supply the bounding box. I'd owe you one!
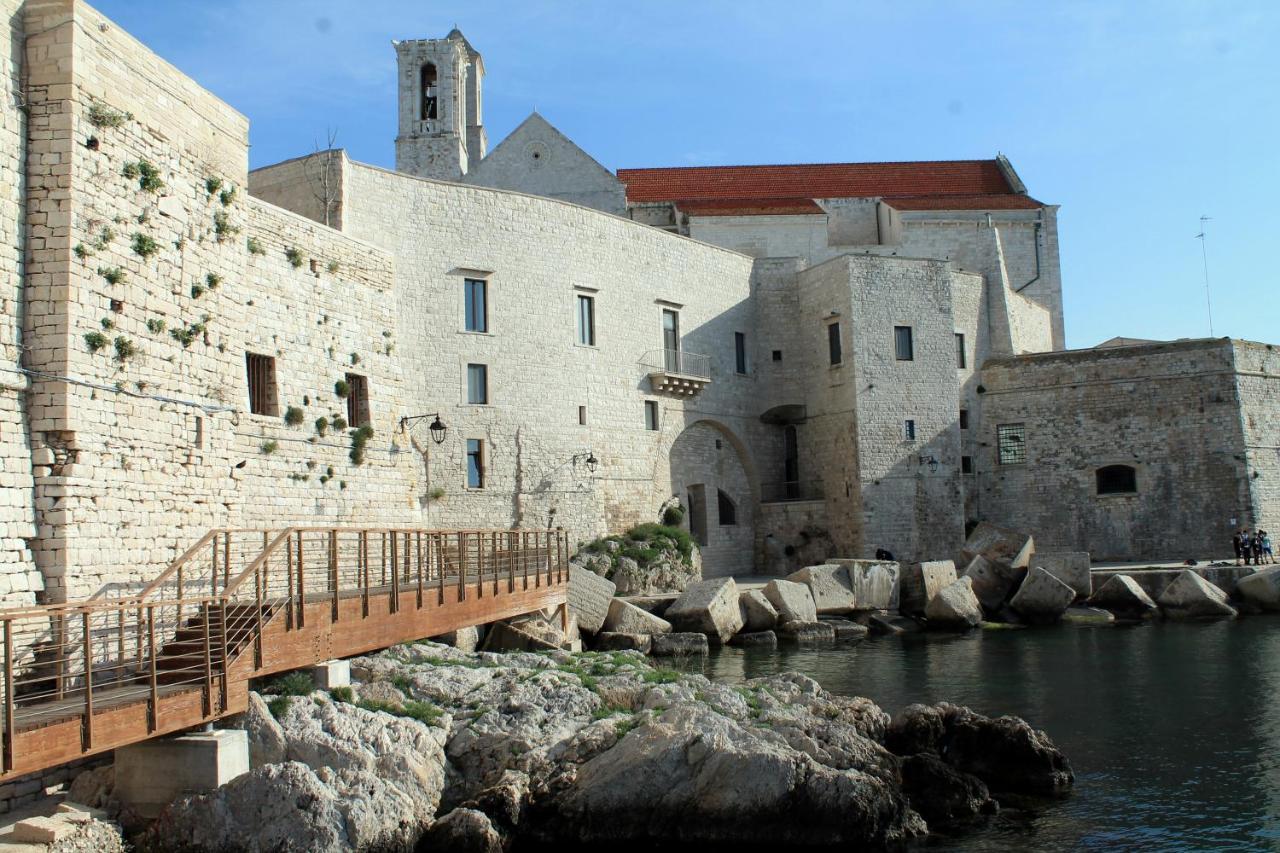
[394,29,485,181]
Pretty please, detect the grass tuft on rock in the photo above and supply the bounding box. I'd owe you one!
[265,671,314,696]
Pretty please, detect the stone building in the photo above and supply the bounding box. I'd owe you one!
[0,3,1274,609]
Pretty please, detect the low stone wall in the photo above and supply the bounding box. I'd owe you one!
[1090,566,1255,600]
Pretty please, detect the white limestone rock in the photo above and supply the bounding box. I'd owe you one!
[650,632,710,656]
[899,560,958,615]
[569,566,616,634]
[603,598,672,635]
[924,577,984,630]
[664,577,744,643]
[738,589,779,631]
[1157,570,1238,620]
[1087,574,1158,617]
[420,808,503,853]
[962,554,1025,613]
[1033,552,1092,600]
[1237,567,1280,611]
[786,564,857,615]
[831,559,901,611]
[1010,568,1076,625]
[763,579,818,624]
[595,632,652,654]
[777,620,836,643]
[962,522,1035,570]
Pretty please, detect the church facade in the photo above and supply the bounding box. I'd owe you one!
[0,6,1275,610]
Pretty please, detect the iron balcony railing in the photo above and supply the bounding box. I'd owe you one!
[642,348,711,380]
[760,480,825,503]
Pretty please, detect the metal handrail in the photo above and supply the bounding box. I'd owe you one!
[641,348,711,380]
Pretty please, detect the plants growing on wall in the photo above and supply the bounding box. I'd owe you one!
[284,406,305,426]
[146,318,165,334]
[84,331,108,352]
[122,160,164,193]
[219,186,237,206]
[246,236,265,255]
[87,102,133,129]
[333,379,350,398]
[349,425,374,465]
[260,440,279,455]
[213,210,239,242]
[169,319,207,348]
[131,233,159,259]
[113,336,138,363]
[98,266,125,285]
[314,417,329,436]
[285,247,304,268]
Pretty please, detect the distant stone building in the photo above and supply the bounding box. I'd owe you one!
[0,5,1274,610]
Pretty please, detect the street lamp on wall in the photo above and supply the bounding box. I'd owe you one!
[574,451,599,474]
[918,454,939,473]
[400,412,449,444]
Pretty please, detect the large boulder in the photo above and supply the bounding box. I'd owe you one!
[236,692,287,768]
[665,577,744,643]
[595,632,652,654]
[899,560,957,615]
[532,703,924,846]
[650,633,709,656]
[730,630,778,649]
[899,753,996,828]
[924,577,983,630]
[1237,567,1280,611]
[777,621,836,644]
[886,703,1073,799]
[1157,570,1238,620]
[1087,574,1159,618]
[786,565,857,614]
[962,555,1026,613]
[763,579,818,624]
[1033,552,1092,600]
[1009,568,1076,625]
[612,552,700,597]
[602,598,672,635]
[568,566,616,634]
[420,808,504,853]
[829,559,900,610]
[738,589,779,631]
[962,522,1035,570]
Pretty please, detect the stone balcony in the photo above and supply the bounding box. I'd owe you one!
[642,348,711,396]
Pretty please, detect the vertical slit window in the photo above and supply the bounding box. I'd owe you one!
[345,373,370,427]
[464,278,487,333]
[959,409,969,430]
[955,332,966,368]
[466,439,485,488]
[576,294,595,346]
[903,419,916,441]
[578,405,587,426]
[895,326,914,361]
[735,332,747,374]
[828,322,842,366]
[245,353,277,416]
[466,363,488,405]
[644,400,659,431]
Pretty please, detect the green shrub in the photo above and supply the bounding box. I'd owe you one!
[326,260,340,274]
[112,336,137,362]
[662,505,685,526]
[219,186,237,206]
[123,160,163,192]
[356,698,444,726]
[627,523,694,559]
[205,176,223,195]
[314,417,329,436]
[266,671,314,696]
[73,243,90,260]
[329,686,354,704]
[246,235,265,255]
[285,247,304,268]
[642,669,682,685]
[260,440,279,455]
[213,210,239,242]
[267,696,292,719]
[190,284,204,299]
[349,424,374,465]
[100,317,115,330]
[332,416,348,431]
[131,232,159,259]
[284,406,305,426]
[146,318,165,334]
[333,379,350,398]
[87,102,132,129]
[205,272,222,289]
[83,331,108,352]
[98,266,125,285]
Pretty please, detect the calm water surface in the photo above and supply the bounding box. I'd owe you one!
[689,618,1280,851]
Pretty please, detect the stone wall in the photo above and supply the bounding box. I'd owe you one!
[247,150,346,230]
[978,339,1253,561]
[1234,340,1280,536]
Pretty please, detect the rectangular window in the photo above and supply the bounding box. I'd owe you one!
[997,423,1027,465]
[959,409,969,430]
[578,405,587,426]
[772,350,782,362]
[466,438,485,488]
[828,322,842,366]
[662,309,680,371]
[245,352,278,416]
[734,332,747,374]
[576,294,595,346]
[962,455,973,474]
[903,419,916,441]
[345,373,370,427]
[644,400,659,431]
[895,326,914,361]
[464,278,487,333]
[955,333,966,368]
[466,363,488,405]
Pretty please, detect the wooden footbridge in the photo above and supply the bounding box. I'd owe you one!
[0,527,569,779]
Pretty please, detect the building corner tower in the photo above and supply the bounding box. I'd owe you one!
[394,28,485,181]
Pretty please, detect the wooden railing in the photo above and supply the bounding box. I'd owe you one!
[0,527,569,776]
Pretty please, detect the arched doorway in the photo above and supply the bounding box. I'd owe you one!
[668,420,757,577]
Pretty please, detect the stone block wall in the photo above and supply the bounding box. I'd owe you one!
[1233,340,1280,535]
[978,339,1252,561]
[247,150,345,230]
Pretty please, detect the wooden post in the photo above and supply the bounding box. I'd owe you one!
[202,602,212,717]
[389,530,399,614]
[436,534,445,605]
[255,548,265,669]
[82,611,94,750]
[218,601,230,713]
[491,532,499,597]
[147,605,158,733]
[415,532,424,609]
[458,532,467,601]
[286,533,295,628]
[223,531,231,592]
[296,532,306,629]
[3,619,13,772]
[330,530,340,621]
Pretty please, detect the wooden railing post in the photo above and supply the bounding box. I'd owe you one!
[436,533,445,604]
[147,604,158,733]
[330,530,339,621]
[219,600,230,713]
[390,530,399,614]
[82,611,93,750]
[491,532,499,597]
[3,619,13,772]
[415,532,424,609]
[507,531,515,593]
[296,532,306,629]
[458,532,467,601]
[202,602,213,717]
[223,531,231,592]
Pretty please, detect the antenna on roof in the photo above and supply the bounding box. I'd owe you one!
[1194,215,1214,337]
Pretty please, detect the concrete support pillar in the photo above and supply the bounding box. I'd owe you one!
[307,659,351,689]
[114,729,248,819]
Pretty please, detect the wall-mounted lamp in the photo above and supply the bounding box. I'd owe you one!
[574,451,599,474]
[918,455,939,473]
[399,412,449,444]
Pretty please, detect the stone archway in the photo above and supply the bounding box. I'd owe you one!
[668,420,757,577]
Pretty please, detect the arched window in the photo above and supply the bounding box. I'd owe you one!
[717,489,737,526]
[1096,465,1137,495]
[420,64,438,120]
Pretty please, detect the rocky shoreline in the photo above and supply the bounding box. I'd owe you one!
[67,642,1073,852]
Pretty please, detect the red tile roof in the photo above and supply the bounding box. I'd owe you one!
[617,160,1042,214]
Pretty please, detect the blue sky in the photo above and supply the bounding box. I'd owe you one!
[93,1,1278,349]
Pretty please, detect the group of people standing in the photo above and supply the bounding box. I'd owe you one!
[1233,529,1274,566]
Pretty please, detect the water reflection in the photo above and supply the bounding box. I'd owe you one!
[688,618,1280,851]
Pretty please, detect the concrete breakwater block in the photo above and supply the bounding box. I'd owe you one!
[764,579,818,624]
[1157,570,1238,620]
[962,522,1035,570]
[777,621,836,644]
[786,564,858,614]
[730,630,778,649]
[925,576,983,630]
[603,598,672,635]
[1010,568,1076,625]
[738,589,779,631]
[823,617,872,640]
[650,632,709,656]
[900,560,957,615]
[1238,567,1280,611]
[595,632,652,654]
[963,555,1026,613]
[829,559,901,611]
[569,566,615,634]
[665,577,744,643]
[1034,552,1092,600]
[1087,574,1158,618]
